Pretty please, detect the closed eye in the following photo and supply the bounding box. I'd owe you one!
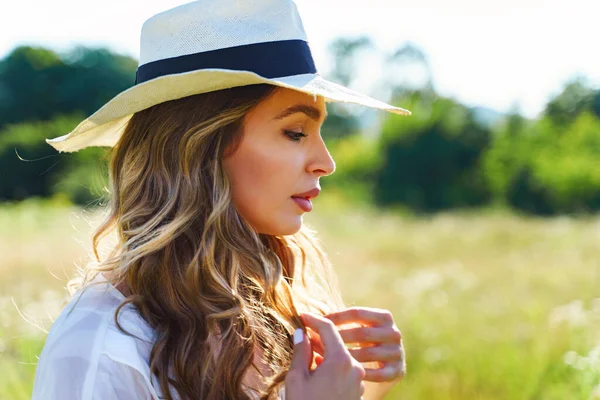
[284,130,308,142]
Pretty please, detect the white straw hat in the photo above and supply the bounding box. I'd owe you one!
[46,0,411,153]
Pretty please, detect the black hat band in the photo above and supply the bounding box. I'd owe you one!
[135,39,317,84]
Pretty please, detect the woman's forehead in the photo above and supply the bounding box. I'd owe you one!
[258,87,326,117]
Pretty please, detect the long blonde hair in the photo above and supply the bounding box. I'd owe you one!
[67,84,344,399]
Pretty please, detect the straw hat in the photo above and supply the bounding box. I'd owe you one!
[46,0,411,153]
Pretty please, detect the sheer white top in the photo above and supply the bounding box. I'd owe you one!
[32,273,285,399]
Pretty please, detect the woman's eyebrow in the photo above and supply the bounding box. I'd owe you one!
[272,104,327,121]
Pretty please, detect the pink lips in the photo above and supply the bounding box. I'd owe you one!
[291,188,320,212]
[292,197,313,212]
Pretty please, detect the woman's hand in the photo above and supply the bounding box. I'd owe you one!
[306,307,405,399]
[285,312,366,400]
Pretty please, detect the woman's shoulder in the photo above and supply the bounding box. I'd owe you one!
[39,273,155,356]
[32,274,164,399]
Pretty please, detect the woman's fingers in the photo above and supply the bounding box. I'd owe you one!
[306,326,325,356]
[325,307,395,327]
[289,328,313,372]
[287,319,366,400]
[300,313,348,358]
[363,362,406,383]
[348,344,404,363]
[339,326,402,345]
[308,307,405,389]
[314,353,324,367]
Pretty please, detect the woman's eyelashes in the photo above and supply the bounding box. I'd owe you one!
[283,130,308,142]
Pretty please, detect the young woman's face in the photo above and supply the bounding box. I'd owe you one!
[223,88,334,235]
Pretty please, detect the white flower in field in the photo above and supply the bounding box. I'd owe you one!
[564,345,600,376]
[394,270,444,299]
[563,350,578,367]
[423,346,450,365]
[441,260,477,291]
[393,261,478,305]
[0,296,13,328]
[430,290,448,308]
[592,383,600,399]
[548,300,588,328]
[591,298,600,315]
[574,355,589,371]
[587,346,600,371]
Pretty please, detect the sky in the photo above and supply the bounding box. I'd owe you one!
[1,0,599,118]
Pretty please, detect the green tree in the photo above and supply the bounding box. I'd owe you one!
[483,110,532,202]
[322,37,375,140]
[544,77,598,128]
[0,46,68,126]
[532,112,600,213]
[0,45,134,204]
[0,46,137,129]
[485,111,600,215]
[385,42,434,96]
[375,95,492,211]
[327,36,374,87]
[323,134,383,203]
[0,115,108,203]
[483,109,559,215]
[59,46,137,117]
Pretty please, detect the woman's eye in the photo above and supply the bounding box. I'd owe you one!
[284,130,307,142]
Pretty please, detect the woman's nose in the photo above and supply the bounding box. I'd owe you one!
[308,137,336,177]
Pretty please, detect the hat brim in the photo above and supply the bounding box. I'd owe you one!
[46,70,411,153]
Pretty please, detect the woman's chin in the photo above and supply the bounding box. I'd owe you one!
[258,216,303,236]
[277,219,303,236]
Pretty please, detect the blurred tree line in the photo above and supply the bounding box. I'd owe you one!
[0,46,135,204]
[1,42,600,215]
[323,37,600,215]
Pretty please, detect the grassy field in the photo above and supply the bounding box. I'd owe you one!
[1,196,599,399]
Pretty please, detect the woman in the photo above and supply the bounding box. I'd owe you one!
[32,1,409,399]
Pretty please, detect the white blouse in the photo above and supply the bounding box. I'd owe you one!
[32,273,285,399]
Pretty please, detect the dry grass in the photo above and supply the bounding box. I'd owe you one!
[1,195,599,399]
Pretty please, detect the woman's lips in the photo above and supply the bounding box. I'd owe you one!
[291,196,313,212]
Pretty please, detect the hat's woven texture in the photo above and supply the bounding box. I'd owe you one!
[141,0,307,65]
[45,0,411,152]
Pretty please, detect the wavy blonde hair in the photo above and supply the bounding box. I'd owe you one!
[67,84,345,399]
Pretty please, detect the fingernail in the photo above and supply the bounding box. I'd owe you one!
[293,328,304,345]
